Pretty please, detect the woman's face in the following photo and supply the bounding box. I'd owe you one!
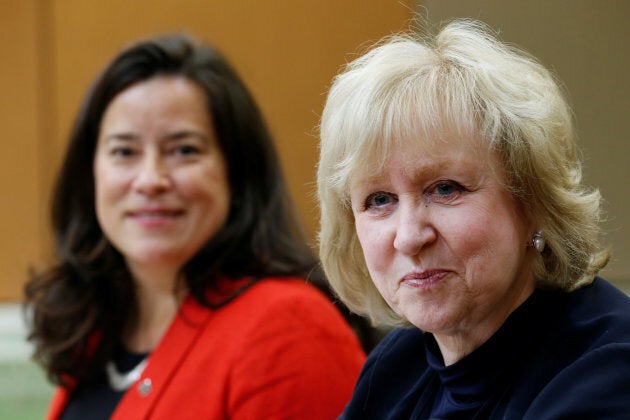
[350,132,536,351]
[94,76,230,278]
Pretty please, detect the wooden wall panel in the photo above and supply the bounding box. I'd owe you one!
[0,0,44,300]
[0,0,415,301]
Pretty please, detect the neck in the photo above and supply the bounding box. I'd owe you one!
[434,280,535,366]
[123,264,187,353]
[435,332,488,366]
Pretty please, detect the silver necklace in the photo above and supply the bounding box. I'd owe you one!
[105,357,149,392]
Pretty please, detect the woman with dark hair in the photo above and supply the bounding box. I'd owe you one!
[25,33,365,419]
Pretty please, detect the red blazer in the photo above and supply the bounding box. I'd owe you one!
[47,278,366,419]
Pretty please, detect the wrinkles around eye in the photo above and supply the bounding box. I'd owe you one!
[424,181,466,203]
[364,192,397,210]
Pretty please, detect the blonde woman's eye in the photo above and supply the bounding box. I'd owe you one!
[426,181,466,202]
[436,182,458,196]
[365,192,395,209]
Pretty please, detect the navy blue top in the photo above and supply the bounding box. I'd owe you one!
[61,346,148,420]
[341,277,630,419]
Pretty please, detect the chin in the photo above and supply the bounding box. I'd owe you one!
[126,250,188,270]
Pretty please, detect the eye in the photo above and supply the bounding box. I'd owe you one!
[436,182,457,196]
[109,146,135,157]
[426,180,466,203]
[173,144,201,156]
[364,192,397,210]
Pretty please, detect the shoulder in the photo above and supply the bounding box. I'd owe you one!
[525,342,630,418]
[567,276,630,311]
[556,277,630,346]
[217,278,366,418]
[527,277,630,384]
[568,276,630,308]
[204,277,363,346]
[242,277,332,305]
[515,278,630,417]
[342,328,428,418]
[235,277,347,327]
[359,327,427,389]
[367,327,426,364]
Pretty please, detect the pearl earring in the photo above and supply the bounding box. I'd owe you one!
[532,230,545,253]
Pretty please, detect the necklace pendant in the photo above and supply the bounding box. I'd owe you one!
[106,357,149,392]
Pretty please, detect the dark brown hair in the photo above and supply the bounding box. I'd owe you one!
[25,34,337,385]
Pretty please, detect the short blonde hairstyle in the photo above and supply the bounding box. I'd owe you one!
[317,19,610,327]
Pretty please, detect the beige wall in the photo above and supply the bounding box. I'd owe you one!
[421,0,630,286]
[0,1,45,301]
[0,0,414,301]
[4,1,626,301]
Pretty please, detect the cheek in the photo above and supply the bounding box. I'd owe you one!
[206,166,230,198]
[94,168,126,205]
[93,162,110,215]
[354,217,389,273]
[93,162,131,226]
[451,203,528,276]
[186,167,230,217]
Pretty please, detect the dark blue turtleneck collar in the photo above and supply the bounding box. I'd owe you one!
[424,290,542,418]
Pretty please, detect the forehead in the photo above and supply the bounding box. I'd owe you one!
[99,76,212,134]
[349,128,495,185]
[107,76,205,109]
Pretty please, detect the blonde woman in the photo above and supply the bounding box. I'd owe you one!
[318,19,630,419]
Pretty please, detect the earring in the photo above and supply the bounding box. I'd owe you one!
[532,230,545,253]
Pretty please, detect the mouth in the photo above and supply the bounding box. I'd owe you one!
[127,208,184,225]
[400,270,449,289]
[129,210,183,217]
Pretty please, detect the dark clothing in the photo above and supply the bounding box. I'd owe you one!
[341,277,630,419]
[61,347,147,420]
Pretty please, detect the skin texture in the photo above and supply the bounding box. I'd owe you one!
[350,133,537,365]
[93,76,230,350]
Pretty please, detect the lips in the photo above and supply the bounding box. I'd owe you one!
[129,209,182,217]
[126,207,184,226]
[400,270,449,289]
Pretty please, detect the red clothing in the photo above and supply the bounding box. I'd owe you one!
[47,278,366,419]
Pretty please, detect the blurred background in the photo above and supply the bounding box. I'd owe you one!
[1,0,628,417]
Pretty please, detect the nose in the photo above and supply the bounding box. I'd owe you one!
[132,153,172,195]
[393,203,437,256]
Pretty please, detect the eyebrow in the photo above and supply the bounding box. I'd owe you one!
[102,130,211,143]
[351,159,454,190]
[102,132,139,142]
[401,160,451,179]
[162,130,210,142]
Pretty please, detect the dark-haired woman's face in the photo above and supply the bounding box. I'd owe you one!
[94,76,230,280]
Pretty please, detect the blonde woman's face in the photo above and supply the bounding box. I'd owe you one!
[350,133,536,351]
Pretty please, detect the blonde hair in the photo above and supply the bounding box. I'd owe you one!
[317,19,610,326]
